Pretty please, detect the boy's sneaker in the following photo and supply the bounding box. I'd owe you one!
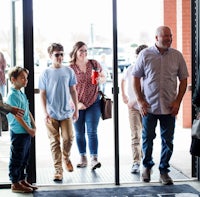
[11,182,33,193]
[131,163,140,173]
[53,170,63,182]
[20,180,38,190]
[64,160,73,172]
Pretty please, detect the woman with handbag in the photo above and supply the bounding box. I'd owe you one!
[69,41,106,170]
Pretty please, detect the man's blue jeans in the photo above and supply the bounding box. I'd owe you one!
[142,113,175,174]
[74,96,101,157]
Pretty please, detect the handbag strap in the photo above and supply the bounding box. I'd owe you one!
[90,59,98,70]
[99,90,105,98]
[99,90,111,100]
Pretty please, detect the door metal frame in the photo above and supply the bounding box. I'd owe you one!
[112,0,120,185]
[0,0,35,188]
[22,0,36,184]
[23,0,121,185]
[191,0,200,180]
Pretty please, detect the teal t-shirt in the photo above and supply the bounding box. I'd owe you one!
[6,87,31,134]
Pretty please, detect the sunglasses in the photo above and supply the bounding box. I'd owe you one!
[54,53,64,57]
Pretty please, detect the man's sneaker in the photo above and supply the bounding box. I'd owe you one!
[142,168,151,182]
[77,155,88,168]
[64,160,73,172]
[11,182,33,193]
[53,170,63,182]
[159,173,174,185]
[91,157,101,170]
[131,163,140,173]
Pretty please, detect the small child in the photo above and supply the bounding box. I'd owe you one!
[6,66,38,193]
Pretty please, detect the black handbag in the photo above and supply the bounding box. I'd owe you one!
[190,137,200,157]
[192,119,200,139]
[0,113,8,131]
[99,91,112,120]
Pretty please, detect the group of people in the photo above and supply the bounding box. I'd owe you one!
[0,25,189,193]
[3,41,106,193]
[38,42,106,183]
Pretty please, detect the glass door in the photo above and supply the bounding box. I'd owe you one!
[0,0,192,187]
[33,0,115,185]
[0,0,24,186]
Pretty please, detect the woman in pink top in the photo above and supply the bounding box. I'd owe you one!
[69,41,106,170]
[0,52,7,97]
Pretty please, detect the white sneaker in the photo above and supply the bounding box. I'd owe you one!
[91,157,101,170]
[131,163,140,173]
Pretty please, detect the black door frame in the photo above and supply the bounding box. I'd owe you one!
[23,0,121,185]
[191,0,200,180]
[22,0,36,184]
[0,0,36,188]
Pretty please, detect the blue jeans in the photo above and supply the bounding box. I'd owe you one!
[9,130,31,183]
[142,113,175,174]
[74,96,101,157]
[0,85,5,97]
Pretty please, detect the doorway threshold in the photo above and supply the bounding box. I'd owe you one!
[36,163,190,185]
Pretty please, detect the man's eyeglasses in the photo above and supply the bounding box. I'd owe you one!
[54,53,64,57]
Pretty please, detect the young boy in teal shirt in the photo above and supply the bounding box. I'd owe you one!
[6,66,38,193]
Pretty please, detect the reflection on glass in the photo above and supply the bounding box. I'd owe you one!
[0,0,24,184]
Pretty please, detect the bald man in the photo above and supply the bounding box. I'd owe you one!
[132,26,189,185]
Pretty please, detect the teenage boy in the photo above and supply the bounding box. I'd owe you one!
[38,43,78,181]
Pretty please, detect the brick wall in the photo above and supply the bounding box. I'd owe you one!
[164,0,191,128]
[164,0,177,48]
[181,0,192,128]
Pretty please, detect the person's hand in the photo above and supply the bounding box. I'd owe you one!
[197,112,200,119]
[11,107,24,117]
[28,128,36,137]
[44,113,51,124]
[137,99,149,116]
[122,94,128,104]
[72,109,79,122]
[98,71,106,84]
[78,102,86,110]
[170,101,180,116]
